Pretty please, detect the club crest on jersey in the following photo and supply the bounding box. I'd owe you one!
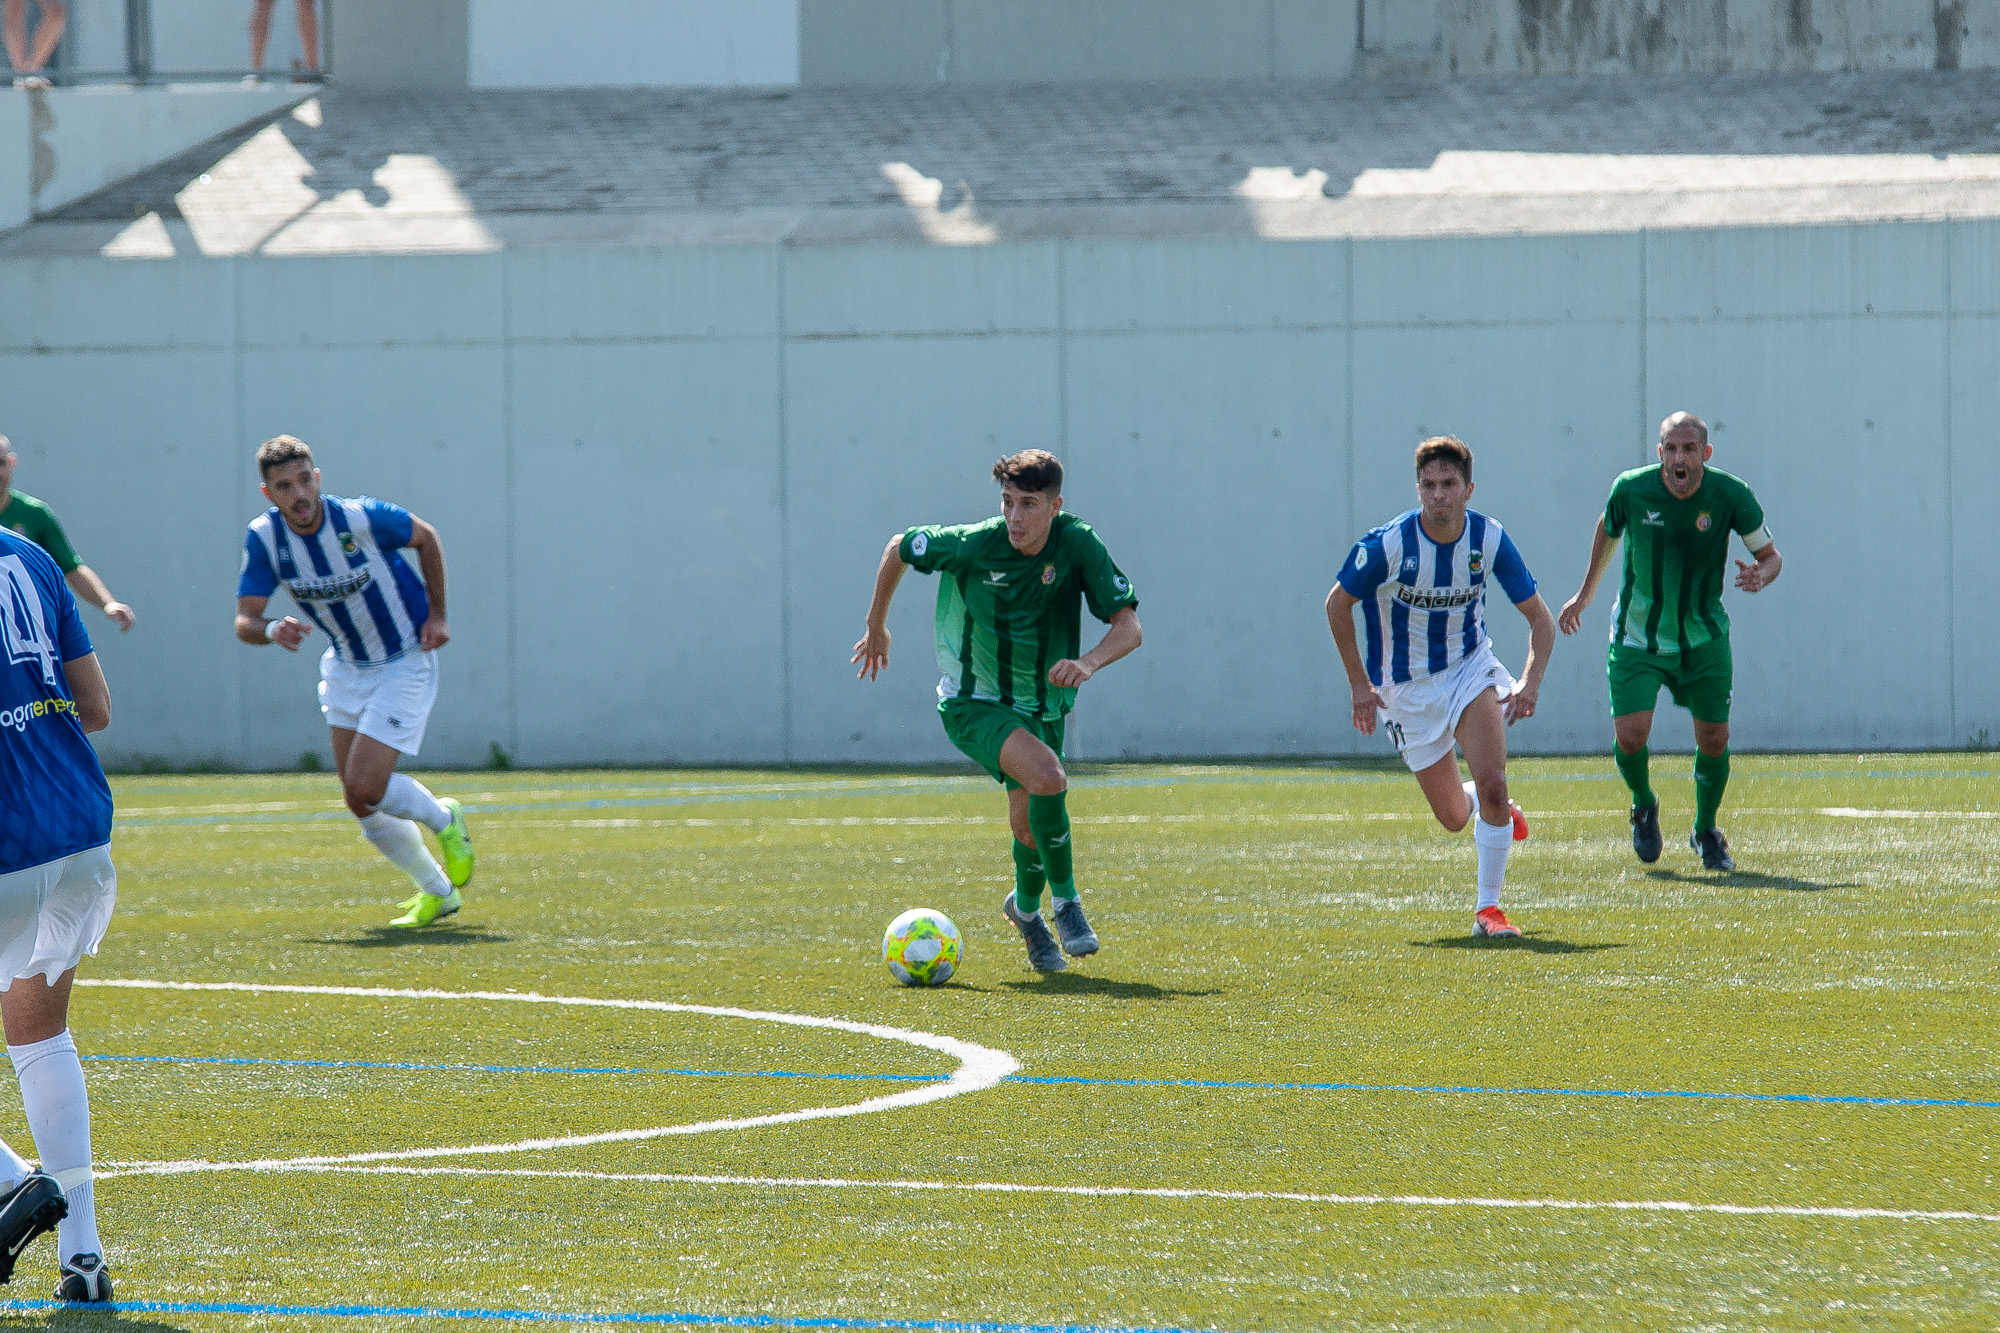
[1696,512,1713,532]
[1468,550,1484,575]
[338,532,359,556]
[1042,563,1056,585]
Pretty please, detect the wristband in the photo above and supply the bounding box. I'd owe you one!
[265,619,286,644]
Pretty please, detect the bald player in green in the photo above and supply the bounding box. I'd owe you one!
[854,450,1142,973]
[1559,411,1782,871]
[0,437,134,634]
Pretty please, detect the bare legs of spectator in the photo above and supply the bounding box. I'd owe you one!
[250,0,319,79]
[3,0,66,87]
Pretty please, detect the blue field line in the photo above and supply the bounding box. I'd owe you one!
[109,765,1998,827]
[0,1297,1241,1333]
[82,1053,2000,1110]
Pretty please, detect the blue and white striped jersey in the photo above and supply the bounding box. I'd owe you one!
[238,495,430,666]
[1337,508,1536,688]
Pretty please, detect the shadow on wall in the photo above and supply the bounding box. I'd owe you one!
[1360,0,1981,77]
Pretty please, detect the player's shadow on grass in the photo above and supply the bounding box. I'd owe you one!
[313,926,515,948]
[17,1311,192,1331]
[1644,869,1851,892]
[999,974,1221,1000]
[1411,931,1625,955]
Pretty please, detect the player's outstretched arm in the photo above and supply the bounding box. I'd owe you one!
[1735,540,1782,593]
[1504,593,1557,724]
[60,651,111,734]
[63,565,134,632]
[1325,584,1382,736]
[407,517,451,650]
[235,594,313,651]
[1048,607,1141,688]
[853,536,907,681]
[1557,517,1617,636]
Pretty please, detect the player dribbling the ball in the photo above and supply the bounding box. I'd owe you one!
[1326,436,1556,939]
[854,450,1141,973]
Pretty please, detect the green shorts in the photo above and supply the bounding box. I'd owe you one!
[1607,636,1733,724]
[939,699,1065,789]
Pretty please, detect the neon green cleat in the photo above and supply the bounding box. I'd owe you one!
[389,889,462,928]
[436,796,474,888]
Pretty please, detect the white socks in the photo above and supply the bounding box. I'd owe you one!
[1473,815,1512,911]
[375,773,450,833]
[0,1134,27,1191]
[359,811,450,896]
[8,1031,100,1259]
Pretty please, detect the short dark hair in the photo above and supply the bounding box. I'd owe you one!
[993,449,1063,494]
[257,435,314,477]
[1660,410,1708,445]
[1414,435,1472,484]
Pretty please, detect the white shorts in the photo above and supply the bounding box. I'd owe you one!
[318,647,439,756]
[1376,646,1516,773]
[0,845,117,986]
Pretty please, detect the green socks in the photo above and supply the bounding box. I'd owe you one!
[1693,749,1730,834]
[1027,791,1077,899]
[1615,744,1655,809]
[1011,838,1046,915]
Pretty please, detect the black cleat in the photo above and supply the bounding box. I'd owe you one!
[0,1173,66,1284]
[1629,802,1663,864]
[1001,892,1067,972]
[56,1253,111,1303]
[1049,897,1100,957]
[1691,826,1735,872]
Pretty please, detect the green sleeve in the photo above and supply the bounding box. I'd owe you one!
[1731,483,1768,540]
[1601,478,1629,539]
[1075,526,1138,623]
[900,524,963,574]
[14,497,80,572]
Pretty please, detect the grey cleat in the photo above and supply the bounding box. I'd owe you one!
[1691,826,1735,872]
[1001,892,1068,972]
[1049,896,1099,957]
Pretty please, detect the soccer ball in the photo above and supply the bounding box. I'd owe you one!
[882,908,962,987]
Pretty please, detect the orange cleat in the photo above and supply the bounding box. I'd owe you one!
[1509,801,1529,842]
[1474,905,1521,938]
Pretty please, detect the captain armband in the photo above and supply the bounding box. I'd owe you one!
[1742,523,1775,553]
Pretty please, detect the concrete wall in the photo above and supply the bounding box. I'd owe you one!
[329,0,470,90]
[800,0,1360,84]
[0,83,302,232]
[469,0,799,89]
[1361,0,1998,75]
[0,217,1993,769]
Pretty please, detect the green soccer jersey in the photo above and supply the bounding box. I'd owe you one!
[1603,464,1769,654]
[0,491,80,573]
[901,512,1137,722]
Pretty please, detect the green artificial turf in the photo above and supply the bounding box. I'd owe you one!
[5,755,1995,1331]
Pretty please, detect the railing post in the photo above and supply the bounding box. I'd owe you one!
[124,0,154,83]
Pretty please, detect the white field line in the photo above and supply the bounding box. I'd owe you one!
[1816,808,1999,819]
[87,1162,2000,1226]
[78,979,1015,1175]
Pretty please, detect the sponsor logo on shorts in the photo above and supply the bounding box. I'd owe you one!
[388,716,403,728]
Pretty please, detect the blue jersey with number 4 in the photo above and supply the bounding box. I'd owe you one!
[0,530,113,874]
[1338,508,1536,688]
